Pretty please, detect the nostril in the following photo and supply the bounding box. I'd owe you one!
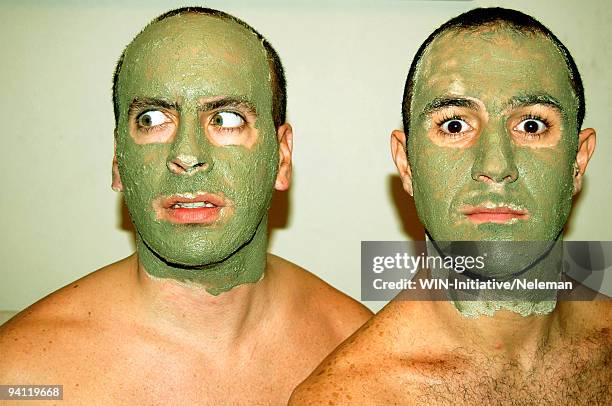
[477,174,494,184]
[185,162,209,174]
[167,160,186,174]
[167,158,209,175]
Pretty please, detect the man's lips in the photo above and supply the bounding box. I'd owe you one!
[460,204,529,224]
[157,193,227,225]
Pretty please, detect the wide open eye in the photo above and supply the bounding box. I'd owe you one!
[210,111,244,129]
[137,110,168,128]
[514,118,547,135]
[440,118,472,134]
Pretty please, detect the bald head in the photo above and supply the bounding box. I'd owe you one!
[113,7,286,129]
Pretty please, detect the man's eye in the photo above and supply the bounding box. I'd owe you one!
[514,118,547,134]
[440,119,471,134]
[137,110,167,127]
[211,112,244,128]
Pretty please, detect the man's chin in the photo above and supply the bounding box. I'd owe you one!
[430,223,563,242]
[154,243,239,268]
[138,230,240,268]
[429,240,562,280]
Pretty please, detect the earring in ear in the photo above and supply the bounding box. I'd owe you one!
[574,163,580,176]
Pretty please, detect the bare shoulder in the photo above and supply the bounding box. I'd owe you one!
[564,300,612,338]
[267,253,372,338]
[0,256,136,382]
[565,275,612,301]
[289,300,426,404]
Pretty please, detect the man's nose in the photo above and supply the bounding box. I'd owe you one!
[167,113,212,175]
[471,125,518,185]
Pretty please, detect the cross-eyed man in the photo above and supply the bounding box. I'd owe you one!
[0,7,371,404]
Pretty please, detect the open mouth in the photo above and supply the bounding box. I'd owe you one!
[170,201,217,209]
[157,193,227,224]
[460,202,529,225]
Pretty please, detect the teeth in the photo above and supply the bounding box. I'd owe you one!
[172,201,216,209]
[481,202,524,211]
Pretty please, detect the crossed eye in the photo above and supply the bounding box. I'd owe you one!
[210,112,244,128]
[137,110,168,127]
[137,111,245,129]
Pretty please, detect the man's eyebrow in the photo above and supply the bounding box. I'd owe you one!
[506,93,564,113]
[127,97,258,116]
[129,98,180,114]
[198,97,257,115]
[421,97,480,116]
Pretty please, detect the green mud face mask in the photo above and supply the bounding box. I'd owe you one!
[407,28,580,242]
[115,15,278,268]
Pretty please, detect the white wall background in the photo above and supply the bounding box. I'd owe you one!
[1,0,610,313]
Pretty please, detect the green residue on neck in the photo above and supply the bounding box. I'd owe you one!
[426,238,564,318]
[453,300,556,318]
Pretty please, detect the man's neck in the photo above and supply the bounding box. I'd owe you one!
[452,241,563,317]
[137,217,269,295]
[425,237,564,317]
[434,299,565,370]
[424,236,568,368]
[132,218,273,348]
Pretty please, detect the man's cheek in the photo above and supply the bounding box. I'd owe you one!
[517,148,573,200]
[517,149,574,233]
[214,149,251,193]
[120,147,168,210]
[414,147,471,201]
[215,148,274,199]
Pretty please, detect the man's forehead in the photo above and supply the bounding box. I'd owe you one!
[412,28,574,111]
[117,13,271,103]
[128,13,261,57]
[420,27,561,69]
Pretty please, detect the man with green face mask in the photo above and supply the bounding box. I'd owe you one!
[291,8,610,405]
[0,7,371,404]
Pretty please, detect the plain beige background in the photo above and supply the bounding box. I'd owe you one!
[1,0,610,314]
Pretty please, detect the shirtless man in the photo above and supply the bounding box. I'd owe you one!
[291,7,610,405]
[0,7,371,404]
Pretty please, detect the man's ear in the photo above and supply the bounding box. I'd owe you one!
[112,131,124,192]
[274,123,293,191]
[391,129,413,196]
[573,127,596,195]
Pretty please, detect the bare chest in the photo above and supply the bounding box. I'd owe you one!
[409,341,611,405]
[34,330,321,406]
[53,351,303,405]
